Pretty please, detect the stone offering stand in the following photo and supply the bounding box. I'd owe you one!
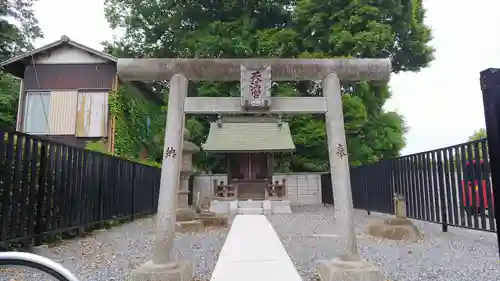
[175,128,228,232]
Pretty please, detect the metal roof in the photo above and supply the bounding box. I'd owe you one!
[203,116,295,153]
[1,35,117,69]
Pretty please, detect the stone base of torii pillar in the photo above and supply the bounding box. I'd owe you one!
[316,257,384,281]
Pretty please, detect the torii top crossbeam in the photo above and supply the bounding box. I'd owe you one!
[117,58,391,81]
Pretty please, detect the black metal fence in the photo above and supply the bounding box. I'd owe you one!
[351,160,395,214]
[321,138,497,233]
[321,160,395,214]
[0,131,161,246]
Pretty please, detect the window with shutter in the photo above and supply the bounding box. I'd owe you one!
[24,92,51,134]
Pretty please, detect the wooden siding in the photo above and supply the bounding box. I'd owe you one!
[47,90,78,135]
[18,63,115,135]
[23,63,116,90]
[76,91,108,137]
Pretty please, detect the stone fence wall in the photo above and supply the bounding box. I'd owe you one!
[192,173,323,205]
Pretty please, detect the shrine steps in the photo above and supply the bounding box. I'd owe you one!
[210,215,301,281]
[209,200,292,215]
[238,207,264,215]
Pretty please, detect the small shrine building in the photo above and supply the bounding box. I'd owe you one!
[203,115,295,201]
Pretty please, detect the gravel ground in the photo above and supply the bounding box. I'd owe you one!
[270,205,500,281]
[1,205,499,281]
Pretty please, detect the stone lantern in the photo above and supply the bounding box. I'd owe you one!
[175,128,203,231]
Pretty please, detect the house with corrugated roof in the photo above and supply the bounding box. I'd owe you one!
[0,35,163,152]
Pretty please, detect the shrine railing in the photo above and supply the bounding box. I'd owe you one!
[213,180,237,200]
[212,178,288,201]
[266,179,287,200]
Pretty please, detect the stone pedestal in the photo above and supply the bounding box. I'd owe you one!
[175,128,203,232]
[129,261,192,281]
[176,172,196,221]
[316,257,384,281]
[196,212,228,227]
[367,217,422,241]
[394,193,407,219]
[367,194,421,241]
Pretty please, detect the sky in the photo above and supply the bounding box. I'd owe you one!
[32,0,500,155]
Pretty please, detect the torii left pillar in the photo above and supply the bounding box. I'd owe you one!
[128,74,192,281]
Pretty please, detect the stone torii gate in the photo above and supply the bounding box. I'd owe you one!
[117,58,391,281]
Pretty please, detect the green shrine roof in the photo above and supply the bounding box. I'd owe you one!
[202,116,295,153]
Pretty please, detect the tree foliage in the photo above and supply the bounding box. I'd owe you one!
[0,74,20,129]
[468,128,487,141]
[0,0,43,129]
[86,85,165,168]
[461,128,488,162]
[103,0,434,172]
[108,86,166,160]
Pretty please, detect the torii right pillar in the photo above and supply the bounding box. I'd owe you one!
[317,72,387,281]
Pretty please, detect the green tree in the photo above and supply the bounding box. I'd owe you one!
[103,0,433,172]
[291,0,431,169]
[0,0,43,129]
[461,128,488,162]
[468,128,487,141]
[449,128,488,171]
[0,74,20,129]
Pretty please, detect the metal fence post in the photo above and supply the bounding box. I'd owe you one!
[364,168,371,215]
[480,68,500,258]
[437,156,448,232]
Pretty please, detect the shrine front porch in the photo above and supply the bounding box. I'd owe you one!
[192,173,323,206]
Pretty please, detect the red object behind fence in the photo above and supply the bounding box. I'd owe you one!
[461,160,494,211]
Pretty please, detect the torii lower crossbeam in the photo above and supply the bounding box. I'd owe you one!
[184,97,327,114]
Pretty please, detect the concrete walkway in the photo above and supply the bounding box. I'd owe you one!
[210,215,300,281]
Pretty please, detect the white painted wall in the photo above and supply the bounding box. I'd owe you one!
[192,173,323,205]
[34,46,108,64]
